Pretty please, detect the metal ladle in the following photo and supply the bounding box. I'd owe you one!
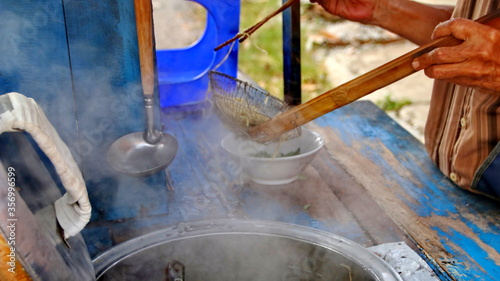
[107,0,178,176]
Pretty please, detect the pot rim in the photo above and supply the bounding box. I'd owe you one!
[92,219,402,281]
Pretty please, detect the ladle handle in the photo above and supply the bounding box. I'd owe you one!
[134,0,161,144]
[134,0,155,97]
[250,9,500,142]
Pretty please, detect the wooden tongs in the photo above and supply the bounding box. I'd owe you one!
[248,8,500,143]
[214,0,300,51]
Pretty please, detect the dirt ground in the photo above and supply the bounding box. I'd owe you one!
[153,0,457,143]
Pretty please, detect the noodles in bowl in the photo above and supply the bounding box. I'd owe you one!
[221,128,324,185]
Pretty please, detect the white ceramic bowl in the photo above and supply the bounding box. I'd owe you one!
[221,128,324,185]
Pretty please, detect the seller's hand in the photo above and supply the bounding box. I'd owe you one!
[310,0,377,24]
[412,18,500,93]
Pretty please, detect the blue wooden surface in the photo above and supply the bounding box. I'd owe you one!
[311,101,500,281]
[82,100,500,281]
[79,103,414,258]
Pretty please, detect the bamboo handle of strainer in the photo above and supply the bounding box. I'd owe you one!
[134,0,155,97]
[214,0,300,51]
[249,9,500,142]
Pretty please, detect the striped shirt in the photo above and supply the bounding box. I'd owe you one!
[425,0,500,196]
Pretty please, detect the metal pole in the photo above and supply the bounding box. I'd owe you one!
[282,0,301,105]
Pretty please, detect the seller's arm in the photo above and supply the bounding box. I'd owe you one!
[311,0,454,45]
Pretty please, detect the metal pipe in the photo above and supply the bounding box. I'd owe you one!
[282,0,301,105]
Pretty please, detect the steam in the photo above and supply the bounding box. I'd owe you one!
[98,227,363,281]
[0,0,150,178]
[1,4,365,281]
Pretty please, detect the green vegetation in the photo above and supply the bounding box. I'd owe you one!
[248,148,301,158]
[237,0,330,102]
[376,94,412,111]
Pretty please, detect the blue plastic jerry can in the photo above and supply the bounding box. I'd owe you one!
[156,0,240,108]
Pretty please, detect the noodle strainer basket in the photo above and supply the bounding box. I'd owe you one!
[209,71,301,143]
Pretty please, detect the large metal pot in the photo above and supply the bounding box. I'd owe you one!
[93,219,402,281]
